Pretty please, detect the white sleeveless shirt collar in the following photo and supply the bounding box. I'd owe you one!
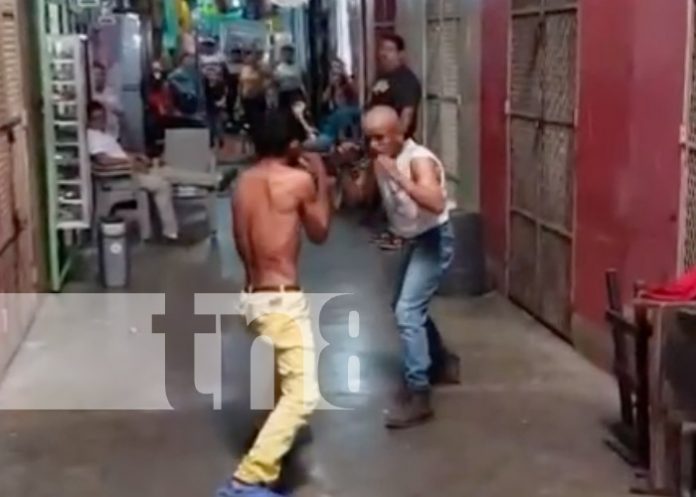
[375,139,451,239]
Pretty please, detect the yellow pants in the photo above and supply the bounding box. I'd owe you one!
[234,290,319,485]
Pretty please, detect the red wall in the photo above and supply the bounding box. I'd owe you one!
[481,0,688,329]
[623,0,685,292]
[575,0,686,323]
[573,0,637,323]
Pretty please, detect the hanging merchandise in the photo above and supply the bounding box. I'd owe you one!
[163,0,179,51]
[200,0,219,17]
[177,0,193,33]
[220,18,268,54]
[271,0,308,6]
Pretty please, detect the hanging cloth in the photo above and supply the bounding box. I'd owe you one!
[163,0,179,52]
[641,267,696,302]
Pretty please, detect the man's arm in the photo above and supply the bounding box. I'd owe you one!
[299,155,333,244]
[92,153,131,167]
[399,107,416,136]
[382,156,446,215]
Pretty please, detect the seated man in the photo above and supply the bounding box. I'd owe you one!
[87,101,183,243]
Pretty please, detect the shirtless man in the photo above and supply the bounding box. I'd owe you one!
[216,110,333,497]
[342,106,459,429]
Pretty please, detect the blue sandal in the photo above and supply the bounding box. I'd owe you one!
[215,479,286,497]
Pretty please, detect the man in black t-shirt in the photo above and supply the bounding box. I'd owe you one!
[368,34,422,139]
[364,34,424,251]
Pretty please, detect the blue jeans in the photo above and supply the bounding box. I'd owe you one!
[320,105,360,139]
[392,221,455,391]
[303,105,361,152]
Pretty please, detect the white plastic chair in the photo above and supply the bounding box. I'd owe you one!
[163,128,221,235]
[92,169,152,240]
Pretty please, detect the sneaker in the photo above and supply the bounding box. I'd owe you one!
[384,389,434,429]
[215,479,286,497]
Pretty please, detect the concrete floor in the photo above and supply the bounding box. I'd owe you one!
[0,199,633,496]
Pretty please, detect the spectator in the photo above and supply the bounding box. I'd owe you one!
[239,46,270,137]
[168,52,202,118]
[87,101,185,244]
[203,63,227,150]
[224,47,244,132]
[143,60,171,156]
[368,33,422,139]
[304,57,360,152]
[274,44,305,110]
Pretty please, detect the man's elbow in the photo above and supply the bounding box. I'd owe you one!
[426,196,447,215]
[307,225,330,244]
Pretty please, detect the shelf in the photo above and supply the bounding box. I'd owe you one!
[45,34,92,291]
[57,221,90,231]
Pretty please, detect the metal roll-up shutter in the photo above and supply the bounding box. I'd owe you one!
[0,0,11,272]
[0,0,38,365]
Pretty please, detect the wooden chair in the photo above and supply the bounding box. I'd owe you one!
[604,269,651,471]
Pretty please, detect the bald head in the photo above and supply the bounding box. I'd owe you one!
[363,106,405,158]
[364,105,400,130]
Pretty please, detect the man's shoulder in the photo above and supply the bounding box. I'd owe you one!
[241,162,312,184]
[403,140,439,163]
[393,65,419,81]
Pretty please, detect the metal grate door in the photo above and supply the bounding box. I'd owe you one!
[679,0,696,272]
[507,0,578,336]
[425,0,462,204]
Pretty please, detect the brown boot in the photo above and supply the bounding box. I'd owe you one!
[384,389,433,429]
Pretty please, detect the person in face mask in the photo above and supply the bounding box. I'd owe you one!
[144,60,172,156]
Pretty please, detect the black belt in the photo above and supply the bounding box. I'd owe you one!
[245,285,302,293]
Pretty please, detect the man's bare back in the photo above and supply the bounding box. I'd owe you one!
[232,154,332,288]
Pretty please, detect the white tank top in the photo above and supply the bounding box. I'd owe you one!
[375,139,451,239]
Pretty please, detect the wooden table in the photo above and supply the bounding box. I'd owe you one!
[632,298,696,494]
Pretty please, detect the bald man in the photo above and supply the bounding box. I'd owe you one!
[342,106,459,429]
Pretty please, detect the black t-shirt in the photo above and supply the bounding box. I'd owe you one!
[368,65,422,137]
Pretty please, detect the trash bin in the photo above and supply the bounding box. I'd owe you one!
[98,216,129,289]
